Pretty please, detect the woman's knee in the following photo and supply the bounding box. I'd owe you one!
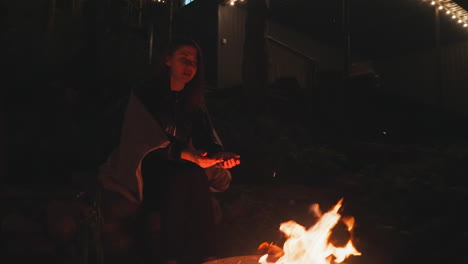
[177,163,208,186]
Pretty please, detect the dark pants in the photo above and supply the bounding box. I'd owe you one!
[142,152,215,264]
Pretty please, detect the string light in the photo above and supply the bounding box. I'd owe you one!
[228,0,246,6]
[424,0,468,31]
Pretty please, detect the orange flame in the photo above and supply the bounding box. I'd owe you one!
[259,199,361,264]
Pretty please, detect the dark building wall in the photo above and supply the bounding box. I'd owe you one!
[217,5,342,90]
[0,95,3,189]
[175,1,218,88]
[217,4,246,90]
[376,41,468,115]
[376,49,438,105]
[265,21,345,115]
[267,20,343,72]
[267,38,316,91]
[441,41,468,115]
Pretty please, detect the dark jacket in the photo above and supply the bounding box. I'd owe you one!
[98,87,231,203]
[134,77,223,160]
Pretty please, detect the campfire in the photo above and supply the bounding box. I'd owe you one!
[257,199,361,264]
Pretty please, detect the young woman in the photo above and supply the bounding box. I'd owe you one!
[98,39,240,264]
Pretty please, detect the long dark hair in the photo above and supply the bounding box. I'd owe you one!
[157,38,206,112]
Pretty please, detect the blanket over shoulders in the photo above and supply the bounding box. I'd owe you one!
[98,91,170,203]
[98,91,232,204]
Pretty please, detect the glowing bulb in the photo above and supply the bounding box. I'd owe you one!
[464,24,468,27]
[452,15,456,19]
[230,1,235,5]
[446,10,451,14]
[438,6,443,10]
[458,19,463,23]
[431,1,435,5]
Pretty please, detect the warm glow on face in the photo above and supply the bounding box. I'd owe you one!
[259,199,361,264]
[165,46,198,89]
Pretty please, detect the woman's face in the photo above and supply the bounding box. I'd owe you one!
[165,45,198,86]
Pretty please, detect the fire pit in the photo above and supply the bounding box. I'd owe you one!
[202,255,262,264]
[207,199,361,264]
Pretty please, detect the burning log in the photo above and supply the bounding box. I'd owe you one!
[257,242,285,262]
[258,199,361,264]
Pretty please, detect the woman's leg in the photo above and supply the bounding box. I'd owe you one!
[100,188,142,264]
[142,154,215,264]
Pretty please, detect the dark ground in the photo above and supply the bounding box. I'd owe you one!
[2,77,468,264]
[204,79,468,264]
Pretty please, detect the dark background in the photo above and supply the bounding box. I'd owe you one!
[2,0,468,187]
[1,0,468,264]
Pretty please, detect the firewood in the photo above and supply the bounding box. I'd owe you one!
[257,242,285,262]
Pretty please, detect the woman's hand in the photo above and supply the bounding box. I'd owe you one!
[180,149,223,168]
[212,152,241,169]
